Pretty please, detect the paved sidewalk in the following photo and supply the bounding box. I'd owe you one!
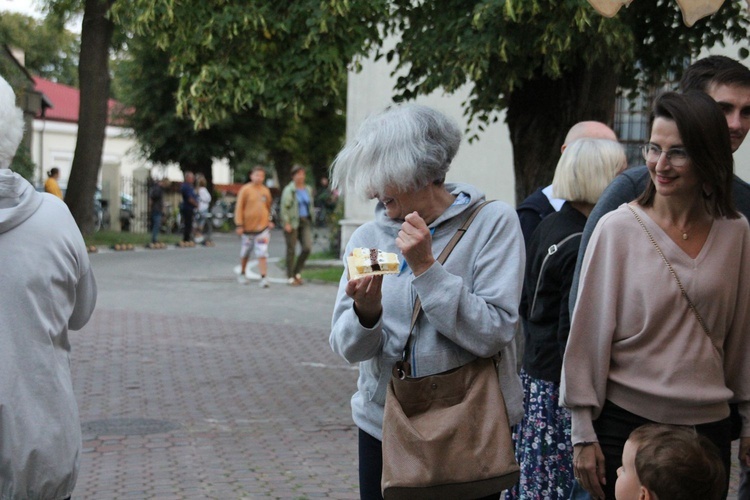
[72,231,359,499]
[70,231,742,499]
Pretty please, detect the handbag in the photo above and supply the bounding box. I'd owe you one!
[381,201,521,500]
[628,205,742,440]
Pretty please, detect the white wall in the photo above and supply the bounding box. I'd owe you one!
[31,119,233,189]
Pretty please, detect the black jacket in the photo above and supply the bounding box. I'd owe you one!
[516,187,555,247]
[521,202,586,384]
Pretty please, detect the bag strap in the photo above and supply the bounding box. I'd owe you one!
[626,204,713,340]
[402,200,494,362]
[528,232,582,318]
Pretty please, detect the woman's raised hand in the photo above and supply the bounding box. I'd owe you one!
[396,212,435,277]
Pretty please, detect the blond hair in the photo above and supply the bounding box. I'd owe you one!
[552,139,625,203]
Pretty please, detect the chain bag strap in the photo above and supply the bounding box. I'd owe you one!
[626,204,714,342]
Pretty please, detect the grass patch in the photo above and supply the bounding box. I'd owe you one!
[301,265,344,284]
[84,230,180,248]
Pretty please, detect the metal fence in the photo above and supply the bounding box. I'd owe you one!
[120,175,150,234]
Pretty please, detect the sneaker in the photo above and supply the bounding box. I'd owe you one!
[294,274,304,286]
[237,274,249,285]
[259,277,269,289]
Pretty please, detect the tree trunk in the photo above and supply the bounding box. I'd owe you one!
[65,0,114,235]
[272,149,294,190]
[506,59,620,205]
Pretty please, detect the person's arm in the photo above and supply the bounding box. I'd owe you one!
[410,202,526,357]
[330,236,386,363]
[724,219,750,441]
[561,220,622,499]
[569,167,647,317]
[233,189,245,228]
[561,215,623,443]
[556,237,580,360]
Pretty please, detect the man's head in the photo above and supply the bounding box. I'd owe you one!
[0,76,25,170]
[562,121,618,153]
[681,56,750,152]
[250,166,266,185]
[184,171,195,183]
[615,424,725,500]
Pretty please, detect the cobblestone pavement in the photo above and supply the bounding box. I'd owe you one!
[71,310,359,499]
[69,232,742,499]
[71,232,359,499]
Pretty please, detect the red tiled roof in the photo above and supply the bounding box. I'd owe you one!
[215,183,245,196]
[33,76,129,125]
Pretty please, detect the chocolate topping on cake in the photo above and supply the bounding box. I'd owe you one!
[369,248,381,271]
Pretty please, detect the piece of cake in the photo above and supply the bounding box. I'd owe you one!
[347,247,400,279]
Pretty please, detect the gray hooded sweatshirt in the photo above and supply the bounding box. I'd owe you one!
[0,170,97,499]
[330,183,525,441]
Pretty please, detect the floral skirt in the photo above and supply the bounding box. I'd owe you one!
[506,371,574,500]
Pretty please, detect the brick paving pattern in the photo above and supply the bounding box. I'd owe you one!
[71,309,360,499]
[66,233,742,499]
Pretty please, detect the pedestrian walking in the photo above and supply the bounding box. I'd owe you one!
[234,167,274,287]
[180,171,198,243]
[281,165,313,286]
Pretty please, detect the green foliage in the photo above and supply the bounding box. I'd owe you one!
[117,31,347,189]
[113,0,389,129]
[387,0,750,126]
[0,11,80,86]
[10,144,36,182]
[116,37,235,172]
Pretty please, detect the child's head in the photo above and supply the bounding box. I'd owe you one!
[615,424,725,500]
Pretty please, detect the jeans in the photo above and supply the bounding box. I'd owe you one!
[151,212,162,243]
[284,216,312,278]
[181,209,193,242]
[739,459,749,500]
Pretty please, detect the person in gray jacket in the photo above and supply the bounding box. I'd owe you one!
[0,76,97,499]
[329,104,525,500]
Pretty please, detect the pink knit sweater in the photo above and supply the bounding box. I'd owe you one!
[561,203,750,444]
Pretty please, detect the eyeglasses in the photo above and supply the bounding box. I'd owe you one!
[642,144,689,167]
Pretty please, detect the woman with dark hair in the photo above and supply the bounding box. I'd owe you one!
[561,91,750,500]
[44,167,63,199]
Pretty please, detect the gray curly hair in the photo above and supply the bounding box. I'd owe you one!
[330,104,461,198]
[0,75,24,169]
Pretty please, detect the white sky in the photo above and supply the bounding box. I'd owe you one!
[0,0,44,18]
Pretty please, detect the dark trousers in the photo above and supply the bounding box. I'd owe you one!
[358,428,502,500]
[181,209,193,242]
[593,400,731,500]
[284,216,312,278]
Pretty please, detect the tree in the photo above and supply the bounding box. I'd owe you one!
[63,0,114,235]
[115,13,351,192]
[115,1,388,128]
[0,11,80,86]
[117,37,236,191]
[385,0,750,202]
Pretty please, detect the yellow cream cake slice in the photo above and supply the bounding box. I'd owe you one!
[347,247,400,279]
